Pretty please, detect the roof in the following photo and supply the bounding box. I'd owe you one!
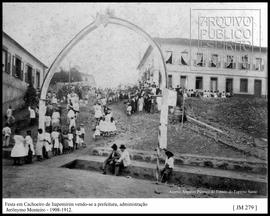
[137,46,153,70]
[153,37,267,52]
[2,31,48,68]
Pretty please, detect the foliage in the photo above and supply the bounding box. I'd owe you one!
[23,83,39,107]
[51,67,83,85]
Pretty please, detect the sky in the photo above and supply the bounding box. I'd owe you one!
[3,3,267,87]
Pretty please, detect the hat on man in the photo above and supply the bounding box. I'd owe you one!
[119,144,126,149]
[111,143,118,150]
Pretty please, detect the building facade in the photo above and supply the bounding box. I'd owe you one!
[2,31,47,115]
[79,72,96,87]
[137,38,267,97]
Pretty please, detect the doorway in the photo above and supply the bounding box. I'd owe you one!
[254,80,262,97]
[226,78,233,93]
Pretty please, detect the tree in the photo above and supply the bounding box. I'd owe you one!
[51,67,83,85]
[24,83,39,107]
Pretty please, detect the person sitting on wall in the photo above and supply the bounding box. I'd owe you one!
[115,144,131,176]
[102,144,121,175]
[6,105,15,126]
[160,149,174,184]
[221,91,226,98]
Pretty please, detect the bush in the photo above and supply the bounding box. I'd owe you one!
[24,84,39,107]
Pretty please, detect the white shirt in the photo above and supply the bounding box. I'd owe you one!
[73,103,79,112]
[52,111,60,120]
[2,126,11,137]
[7,108,12,117]
[165,157,174,169]
[45,116,51,127]
[118,150,131,167]
[29,107,36,118]
[67,109,75,119]
[51,97,58,104]
[25,135,35,154]
[80,127,85,134]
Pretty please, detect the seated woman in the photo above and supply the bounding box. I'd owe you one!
[108,117,117,136]
[213,91,218,98]
[203,90,208,98]
[99,117,108,136]
[221,91,226,98]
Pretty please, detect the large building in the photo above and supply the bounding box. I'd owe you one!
[2,31,48,114]
[79,72,96,87]
[137,38,267,97]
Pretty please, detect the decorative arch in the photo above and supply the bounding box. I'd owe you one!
[39,13,168,135]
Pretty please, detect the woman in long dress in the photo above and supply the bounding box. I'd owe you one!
[11,128,27,165]
[138,97,144,112]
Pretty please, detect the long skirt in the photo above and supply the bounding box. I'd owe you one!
[11,143,27,158]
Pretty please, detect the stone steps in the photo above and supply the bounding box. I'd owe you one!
[60,155,267,195]
[90,147,267,175]
[3,147,267,195]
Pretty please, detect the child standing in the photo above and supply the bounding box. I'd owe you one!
[75,126,82,149]
[68,129,74,152]
[51,127,60,156]
[58,128,63,155]
[62,129,69,154]
[80,124,86,147]
[28,106,36,126]
[93,125,101,140]
[11,128,27,165]
[2,123,11,147]
[36,128,45,161]
[44,128,52,159]
[24,130,35,164]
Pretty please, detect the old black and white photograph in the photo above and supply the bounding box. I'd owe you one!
[2,2,268,214]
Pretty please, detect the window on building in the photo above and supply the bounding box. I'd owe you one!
[36,70,40,88]
[225,55,235,69]
[168,75,173,88]
[26,65,33,84]
[240,79,248,93]
[2,49,8,73]
[15,56,23,80]
[255,58,263,71]
[7,52,11,74]
[210,54,219,67]
[180,51,189,65]
[210,77,218,91]
[195,77,203,89]
[240,54,249,70]
[196,53,204,66]
[165,51,173,64]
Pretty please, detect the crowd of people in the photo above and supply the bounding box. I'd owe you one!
[3,82,177,182]
[124,81,162,116]
[173,85,234,99]
[3,88,87,166]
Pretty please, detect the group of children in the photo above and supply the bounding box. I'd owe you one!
[202,90,232,98]
[9,123,86,165]
[93,103,117,140]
